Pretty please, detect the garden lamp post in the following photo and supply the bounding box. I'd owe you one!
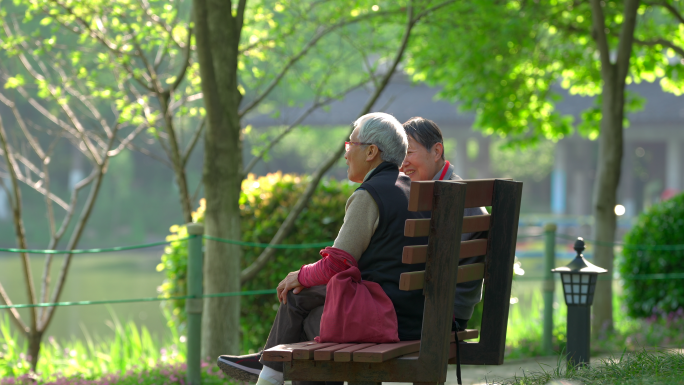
[552,237,607,367]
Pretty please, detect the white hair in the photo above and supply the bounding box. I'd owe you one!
[353,112,407,167]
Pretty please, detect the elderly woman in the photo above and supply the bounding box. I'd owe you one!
[218,112,429,385]
[400,117,488,331]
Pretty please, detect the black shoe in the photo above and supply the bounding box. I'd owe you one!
[217,352,262,383]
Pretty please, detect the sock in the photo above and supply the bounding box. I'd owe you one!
[256,365,284,385]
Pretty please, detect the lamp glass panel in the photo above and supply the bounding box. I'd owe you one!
[581,275,590,283]
[564,284,572,294]
[574,294,579,303]
[581,285,588,294]
[573,284,580,293]
[566,294,573,304]
[591,275,597,284]
[572,274,580,283]
[562,274,570,283]
[580,295,587,304]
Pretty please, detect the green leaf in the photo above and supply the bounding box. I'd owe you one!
[4,75,25,89]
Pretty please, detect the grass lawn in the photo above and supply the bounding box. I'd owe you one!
[501,349,684,385]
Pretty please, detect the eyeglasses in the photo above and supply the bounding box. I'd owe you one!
[345,141,383,152]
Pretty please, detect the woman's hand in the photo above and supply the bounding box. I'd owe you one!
[276,270,303,304]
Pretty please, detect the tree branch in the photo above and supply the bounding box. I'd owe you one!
[37,167,97,320]
[241,1,418,283]
[0,114,38,330]
[242,78,369,175]
[616,0,642,82]
[51,169,98,248]
[0,281,29,333]
[238,7,407,118]
[169,25,194,92]
[127,141,175,168]
[590,0,614,71]
[0,73,46,160]
[169,92,203,111]
[40,125,120,331]
[3,43,103,162]
[0,171,70,211]
[645,0,684,24]
[107,123,148,157]
[48,0,155,92]
[4,87,83,148]
[633,36,684,57]
[182,118,205,166]
[236,0,247,39]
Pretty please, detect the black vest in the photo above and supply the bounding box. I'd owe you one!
[357,162,429,340]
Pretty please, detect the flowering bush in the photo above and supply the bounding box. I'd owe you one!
[158,172,357,352]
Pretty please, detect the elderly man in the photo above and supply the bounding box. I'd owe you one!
[218,112,429,385]
[400,117,488,331]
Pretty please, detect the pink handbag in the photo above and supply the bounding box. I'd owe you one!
[315,266,399,343]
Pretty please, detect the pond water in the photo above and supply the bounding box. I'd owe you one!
[0,248,170,343]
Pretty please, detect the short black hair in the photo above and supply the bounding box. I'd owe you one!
[402,117,445,160]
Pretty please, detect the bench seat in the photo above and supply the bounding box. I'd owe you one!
[262,329,478,363]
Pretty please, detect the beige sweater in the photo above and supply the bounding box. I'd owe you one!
[332,189,379,260]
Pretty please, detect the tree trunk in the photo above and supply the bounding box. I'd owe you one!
[589,0,640,336]
[591,69,623,336]
[193,0,243,358]
[28,330,43,371]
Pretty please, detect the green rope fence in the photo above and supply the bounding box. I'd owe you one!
[0,236,196,254]
[0,233,682,254]
[3,273,683,310]
[0,289,277,310]
[1,230,683,311]
[554,233,684,250]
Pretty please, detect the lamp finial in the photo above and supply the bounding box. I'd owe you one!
[574,237,585,257]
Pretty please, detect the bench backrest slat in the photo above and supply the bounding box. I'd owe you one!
[408,179,511,212]
[401,239,487,264]
[404,214,491,237]
[398,263,485,290]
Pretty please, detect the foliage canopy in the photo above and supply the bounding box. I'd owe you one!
[405,0,684,145]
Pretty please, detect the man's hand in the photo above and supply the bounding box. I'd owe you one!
[276,270,304,304]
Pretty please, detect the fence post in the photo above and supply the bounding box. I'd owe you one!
[186,223,204,385]
[543,222,557,354]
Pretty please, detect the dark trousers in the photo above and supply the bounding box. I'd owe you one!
[259,285,470,385]
[259,286,340,385]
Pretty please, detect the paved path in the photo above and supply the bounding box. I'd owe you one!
[284,350,683,385]
[448,355,570,384]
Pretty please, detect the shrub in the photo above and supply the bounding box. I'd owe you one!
[620,192,684,318]
[158,172,357,353]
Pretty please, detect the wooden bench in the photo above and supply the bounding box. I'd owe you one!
[263,178,522,384]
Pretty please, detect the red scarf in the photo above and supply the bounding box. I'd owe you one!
[438,160,451,181]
